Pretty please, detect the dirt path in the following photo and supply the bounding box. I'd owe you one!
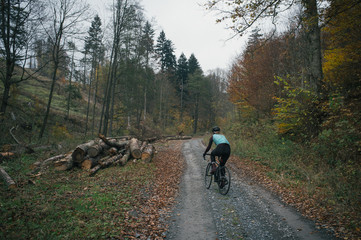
[165,139,336,240]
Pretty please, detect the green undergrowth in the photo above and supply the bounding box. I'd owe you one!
[215,120,360,237]
[0,154,155,239]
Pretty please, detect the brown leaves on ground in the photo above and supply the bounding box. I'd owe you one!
[228,156,360,240]
[121,140,185,239]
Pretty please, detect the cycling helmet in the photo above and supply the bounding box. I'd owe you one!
[212,126,220,133]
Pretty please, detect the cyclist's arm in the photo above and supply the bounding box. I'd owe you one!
[204,136,213,154]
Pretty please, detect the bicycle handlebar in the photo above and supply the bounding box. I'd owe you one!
[203,153,211,160]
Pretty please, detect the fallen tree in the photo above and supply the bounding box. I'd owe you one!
[0,167,16,189]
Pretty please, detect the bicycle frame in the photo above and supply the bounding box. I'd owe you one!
[204,153,231,195]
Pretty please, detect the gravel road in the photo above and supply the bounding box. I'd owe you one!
[165,139,337,240]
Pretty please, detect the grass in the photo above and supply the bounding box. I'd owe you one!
[222,120,361,239]
[0,154,156,240]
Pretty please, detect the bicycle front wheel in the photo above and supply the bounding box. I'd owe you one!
[218,166,231,195]
[204,163,213,189]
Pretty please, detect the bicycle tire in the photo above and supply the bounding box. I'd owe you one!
[218,166,231,195]
[204,163,213,189]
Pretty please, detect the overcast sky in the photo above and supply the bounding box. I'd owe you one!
[89,0,247,73]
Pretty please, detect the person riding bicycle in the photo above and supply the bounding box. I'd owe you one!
[203,126,231,184]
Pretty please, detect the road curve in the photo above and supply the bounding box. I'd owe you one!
[165,139,336,240]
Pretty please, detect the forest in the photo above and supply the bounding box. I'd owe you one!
[1,0,360,239]
[0,0,231,145]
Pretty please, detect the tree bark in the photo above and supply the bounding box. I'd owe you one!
[81,156,100,170]
[71,140,95,165]
[89,154,122,176]
[87,144,103,158]
[119,149,131,166]
[129,138,141,159]
[141,144,155,162]
[0,167,16,189]
[98,134,129,149]
[302,0,323,95]
[54,155,74,171]
[30,154,66,170]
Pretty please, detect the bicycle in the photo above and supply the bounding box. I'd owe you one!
[204,153,231,195]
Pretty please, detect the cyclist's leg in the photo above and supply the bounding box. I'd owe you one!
[211,148,221,173]
[219,144,231,176]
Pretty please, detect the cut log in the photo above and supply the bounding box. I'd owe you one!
[140,141,147,152]
[142,137,158,143]
[119,149,131,166]
[141,144,155,162]
[87,144,103,158]
[112,136,131,140]
[165,135,192,141]
[81,157,100,170]
[30,154,66,170]
[129,138,141,159]
[0,152,15,158]
[89,154,122,176]
[99,140,110,150]
[0,152,15,163]
[98,134,129,149]
[0,167,16,189]
[108,147,118,156]
[54,155,74,171]
[72,140,95,165]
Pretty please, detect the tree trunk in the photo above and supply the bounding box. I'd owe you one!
[193,94,199,134]
[39,59,59,139]
[85,67,93,137]
[129,138,141,159]
[30,154,66,170]
[0,167,16,189]
[0,83,11,115]
[98,134,129,149]
[81,156,100,170]
[71,140,95,165]
[92,64,99,133]
[54,155,74,171]
[119,149,131,166]
[302,0,323,95]
[89,154,122,176]
[141,144,155,162]
[87,144,103,158]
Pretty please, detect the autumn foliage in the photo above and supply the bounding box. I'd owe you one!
[226,1,361,238]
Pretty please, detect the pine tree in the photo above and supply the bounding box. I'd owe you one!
[188,53,201,74]
[176,53,188,121]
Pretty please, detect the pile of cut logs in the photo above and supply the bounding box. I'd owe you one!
[1,134,192,188]
[31,134,157,176]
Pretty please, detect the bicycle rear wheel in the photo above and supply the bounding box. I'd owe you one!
[218,166,231,195]
[204,163,213,189]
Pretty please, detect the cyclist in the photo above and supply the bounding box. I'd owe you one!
[203,126,231,187]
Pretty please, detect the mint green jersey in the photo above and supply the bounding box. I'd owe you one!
[212,134,230,145]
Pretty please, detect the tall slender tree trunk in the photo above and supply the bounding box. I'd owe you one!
[39,60,59,139]
[303,0,323,95]
[193,94,199,134]
[92,65,99,133]
[66,49,75,119]
[180,79,184,122]
[84,67,94,137]
[109,74,116,137]
[0,83,10,117]
[144,87,147,120]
